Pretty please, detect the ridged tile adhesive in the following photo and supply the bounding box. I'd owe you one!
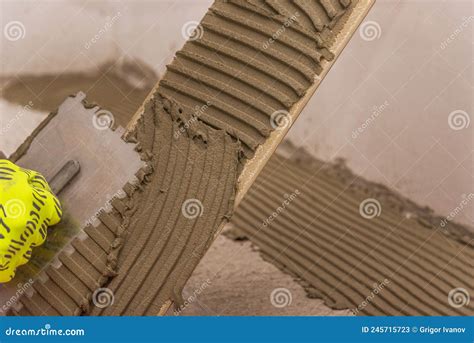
[7,0,360,315]
[230,152,474,315]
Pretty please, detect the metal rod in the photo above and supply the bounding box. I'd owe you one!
[49,160,81,195]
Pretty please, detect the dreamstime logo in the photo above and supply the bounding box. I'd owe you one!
[4,323,84,336]
[352,100,390,139]
[0,101,34,136]
[352,278,390,315]
[263,12,299,49]
[359,198,382,219]
[448,288,470,308]
[270,288,292,308]
[440,193,474,228]
[174,279,212,315]
[0,278,34,313]
[92,110,115,130]
[448,110,470,131]
[174,101,212,139]
[3,21,26,41]
[84,11,122,49]
[181,21,204,41]
[440,16,473,50]
[92,288,115,308]
[262,189,300,228]
[270,110,292,131]
[84,189,126,227]
[359,20,381,41]
[5,199,26,219]
[181,198,204,219]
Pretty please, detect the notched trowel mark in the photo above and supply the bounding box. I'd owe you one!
[7,0,367,315]
[15,92,144,227]
[4,93,146,316]
[91,94,241,316]
[230,149,474,316]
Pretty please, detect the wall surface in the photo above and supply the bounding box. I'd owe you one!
[287,0,473,228]
[1,0,472,227]
[1,0,211,75]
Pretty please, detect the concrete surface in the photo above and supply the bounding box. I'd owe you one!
[174,230,352,316]
[1,0,472,227]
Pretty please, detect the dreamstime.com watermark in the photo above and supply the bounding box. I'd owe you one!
[181,21,204,41]
[439,193,474,228]
[84,189,126,227]
[0,278,34,313]
[448,287,470,308]
[182,198,204,219]
[270,287,292,308]
[0,101,34,136]
[352,100,390,139]
[92,287,115,308]
[440,16,473,50]
[174,279,212,315]
[359,198,382,219]
[92,109,115,130]
[352,278,390,315]
[4,324,84,337]
[359,20,381,41]
[448,110,470,131]
[270,110,292,131]
[174,101,212,139]
[263,12,300,49]
[262,189,300,228]
[2,198,27,219]
[84,11,122,49]
[3,20,26,41]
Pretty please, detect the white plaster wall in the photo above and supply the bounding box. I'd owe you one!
[0,0,472,227]
[287,0,473,228]
[0,0,212,76]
